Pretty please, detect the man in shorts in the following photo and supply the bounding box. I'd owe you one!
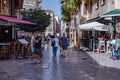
[33,32,42,64]
[60,33,68,57]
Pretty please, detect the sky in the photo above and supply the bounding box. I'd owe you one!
[41,0,61,19]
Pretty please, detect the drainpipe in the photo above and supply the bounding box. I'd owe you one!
[11,0,16,40]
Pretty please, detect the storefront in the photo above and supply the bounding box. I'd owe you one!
[0,15,35,59]
[0,15,36,41]
[100,9,120,38]
[79,22,109,50]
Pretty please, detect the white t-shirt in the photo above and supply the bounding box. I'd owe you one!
[31,36,34,46]
[53,38,59,47]
[110,39,116,45]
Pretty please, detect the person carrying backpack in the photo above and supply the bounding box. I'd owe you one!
[51,35,59,58]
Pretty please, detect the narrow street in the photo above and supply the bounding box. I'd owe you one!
[0,44,120,80]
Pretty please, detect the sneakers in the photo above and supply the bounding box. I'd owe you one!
[31,59,37,64]
[52,56,57,59]
[31,59,41,64]
[36,60,41,64]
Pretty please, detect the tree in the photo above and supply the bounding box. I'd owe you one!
[61,0,81,48]
[61,0,74,41]
[21,9,51,32]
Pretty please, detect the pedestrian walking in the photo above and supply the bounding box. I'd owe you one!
[47,35,51,49]
[113,33,120,60]
[51,35,59,58]
[60,33,68,57]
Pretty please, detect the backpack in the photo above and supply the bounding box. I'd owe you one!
[51,40,55,46]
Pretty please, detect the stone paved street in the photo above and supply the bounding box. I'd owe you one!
[0,44,120,80]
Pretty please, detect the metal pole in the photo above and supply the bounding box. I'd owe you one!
[93,30,95,53]
[112,16,117,38]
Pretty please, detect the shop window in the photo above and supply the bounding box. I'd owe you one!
[100,0,105,6]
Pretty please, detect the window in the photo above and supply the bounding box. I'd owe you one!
[96,0,99,10]
[84,4,87,15]
[15,0,19,8]
[90,1,92,14]
[100,0,105,6]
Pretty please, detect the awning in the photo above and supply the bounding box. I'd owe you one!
[100,9,120,18]
[78,22,108,31]
[0,15,36,25]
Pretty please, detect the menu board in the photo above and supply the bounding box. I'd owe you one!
[18,39,29,45]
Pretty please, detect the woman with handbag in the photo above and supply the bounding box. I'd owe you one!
[60,33,68,57]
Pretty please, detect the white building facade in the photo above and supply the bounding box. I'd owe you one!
[45,10,55,36]
[89,0,120,20]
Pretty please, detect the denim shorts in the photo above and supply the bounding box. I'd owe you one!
[98,41,104,45]
[33,48,41,54]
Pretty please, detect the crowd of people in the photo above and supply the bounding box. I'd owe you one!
[18,31,70,64]
[97,33,120,60]
[51,33,69,58]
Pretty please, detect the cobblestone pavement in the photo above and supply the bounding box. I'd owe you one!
[0,44,120,80]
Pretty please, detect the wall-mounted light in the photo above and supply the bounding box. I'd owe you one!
[5,29,9,33]
[3,0,6,4]
[2,0,6,7]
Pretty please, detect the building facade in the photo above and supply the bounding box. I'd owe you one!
[23,0,42,10]
[61,20,68,36]
[74,0,120,49]
[89,0,120,20]
[0,0,23,17]
[79,0,120,38]
[54,16,61,34]
[45,9,55,36]
[0,0,24,42]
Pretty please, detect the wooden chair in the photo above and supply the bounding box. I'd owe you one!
[99,41,106,53]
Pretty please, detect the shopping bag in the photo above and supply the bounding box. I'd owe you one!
[66,40,70,47]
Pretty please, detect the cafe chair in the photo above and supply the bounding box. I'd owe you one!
[99,41,105,53]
